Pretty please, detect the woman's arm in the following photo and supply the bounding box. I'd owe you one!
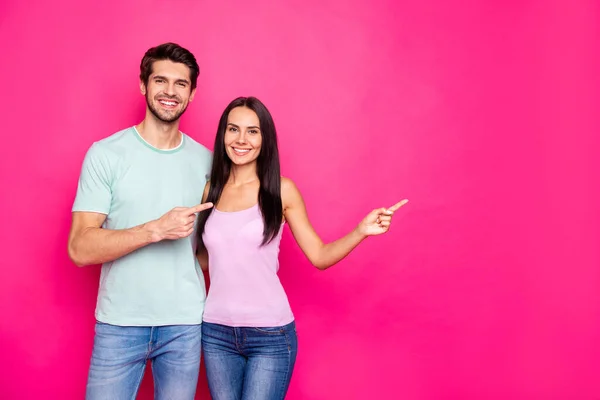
[282,177,407,270]
[196,248,209,272]
[196,181,211,272]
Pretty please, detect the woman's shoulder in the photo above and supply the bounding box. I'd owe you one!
[280,176,303,206]
[280,176,298,192]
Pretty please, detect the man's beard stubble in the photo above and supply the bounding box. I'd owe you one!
[146,93,188,123]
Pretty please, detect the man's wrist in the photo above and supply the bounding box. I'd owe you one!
[142,220,163,243]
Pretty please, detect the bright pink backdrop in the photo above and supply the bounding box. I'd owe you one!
[1,0,598,399]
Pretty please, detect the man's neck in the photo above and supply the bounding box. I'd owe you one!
[135,113,182,150]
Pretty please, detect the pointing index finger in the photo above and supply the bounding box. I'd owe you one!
[189,202,214,214]
[387,199,409,213]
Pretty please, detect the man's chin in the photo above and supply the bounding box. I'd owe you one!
[149,108,185,124]
[158,115,180,123]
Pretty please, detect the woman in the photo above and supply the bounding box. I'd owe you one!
[196,96,407,399]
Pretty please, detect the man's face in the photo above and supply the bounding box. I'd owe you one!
[140,59,196,123]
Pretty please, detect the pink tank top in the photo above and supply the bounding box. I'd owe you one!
[202,204,294,327]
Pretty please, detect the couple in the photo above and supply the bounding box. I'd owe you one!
[68,42,407,400]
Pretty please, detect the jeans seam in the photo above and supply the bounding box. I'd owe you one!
[130,362,146,400]
[151,358,160,399]
[146,327,154,359]
[284,329,291,352]
[278,331,292,400]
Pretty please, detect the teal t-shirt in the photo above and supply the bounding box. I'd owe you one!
[72,127,212,326]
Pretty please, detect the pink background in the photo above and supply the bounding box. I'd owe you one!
[1,0,598,399]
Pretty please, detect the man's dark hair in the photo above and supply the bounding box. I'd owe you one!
[140,42,200,89]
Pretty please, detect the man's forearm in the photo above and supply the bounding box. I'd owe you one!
[68,223,157,267]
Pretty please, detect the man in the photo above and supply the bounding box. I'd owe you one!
[68,42,213,399]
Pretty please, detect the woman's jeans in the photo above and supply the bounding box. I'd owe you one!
[202,321,298,400]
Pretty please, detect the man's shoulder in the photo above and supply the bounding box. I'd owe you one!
[94,127,135,149]
[86,127,135,158]
[183,134,212,158]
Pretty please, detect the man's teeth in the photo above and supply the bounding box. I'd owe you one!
[160,100,177,106]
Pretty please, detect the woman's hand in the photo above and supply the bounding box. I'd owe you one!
[357,199,409,236]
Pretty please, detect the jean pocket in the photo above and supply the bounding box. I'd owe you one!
[252,326,285,334]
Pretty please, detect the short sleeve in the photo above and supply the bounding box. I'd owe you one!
[204,149,213,181]
[72,143,113,214]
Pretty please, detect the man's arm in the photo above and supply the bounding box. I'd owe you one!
[68,203,213,267]
[68,212,153,267]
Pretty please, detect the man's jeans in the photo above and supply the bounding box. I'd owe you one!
[85,321,202,400]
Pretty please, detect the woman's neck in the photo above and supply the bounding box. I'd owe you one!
[228,162,258,186]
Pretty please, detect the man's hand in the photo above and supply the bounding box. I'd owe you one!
[146,202,214,242]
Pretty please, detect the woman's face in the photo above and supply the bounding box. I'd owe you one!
[224,106,263,166]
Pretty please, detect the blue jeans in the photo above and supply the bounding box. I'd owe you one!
[202,321,298,400]
[86,321,202,400]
